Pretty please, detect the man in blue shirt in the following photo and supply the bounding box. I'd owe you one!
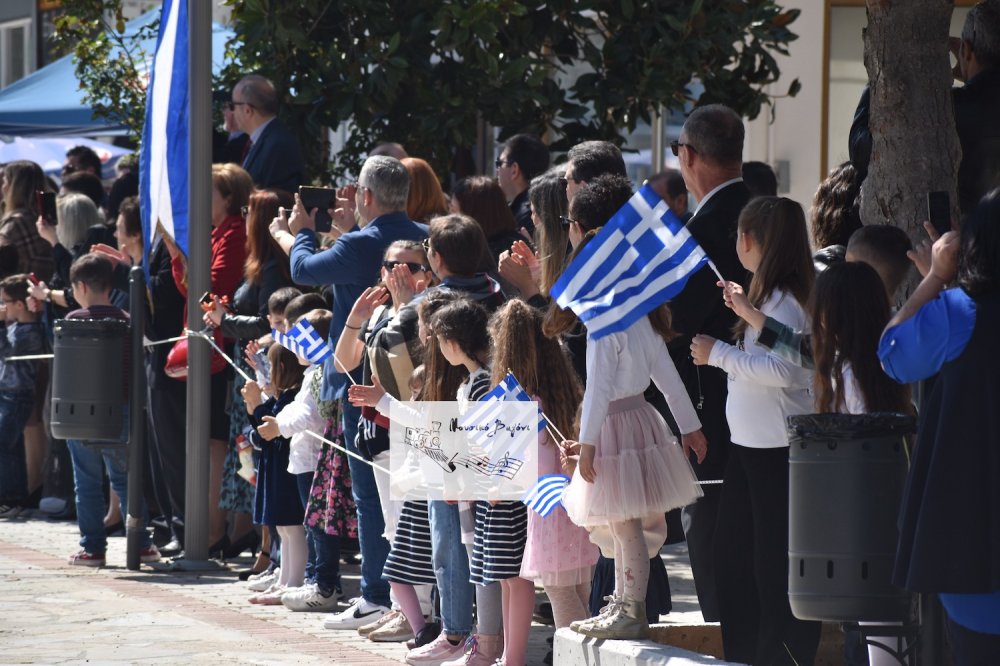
[289,155,426,627]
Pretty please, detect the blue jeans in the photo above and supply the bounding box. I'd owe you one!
[0,390,34,503]
[309,525,342,596]
[344,402,391,607]
[66,439,152,554]
[294,471,316,582]
[429,500,473,635]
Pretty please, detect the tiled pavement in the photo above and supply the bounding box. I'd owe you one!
[0,511,704,665]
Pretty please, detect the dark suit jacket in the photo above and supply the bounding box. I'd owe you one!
[242,117,304,192]
[664,180,751,479]
[850,70,1000,215]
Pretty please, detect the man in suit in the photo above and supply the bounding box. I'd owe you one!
[230,74,304,192]
[648,168,693,223]
[669,104,751,623]
[496,133,550,236]
[288,156,426,628]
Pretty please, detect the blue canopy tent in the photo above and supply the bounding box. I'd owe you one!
[0,9,233,137]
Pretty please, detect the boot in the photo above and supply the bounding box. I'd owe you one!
[570,595,621,633]
[577,597,649,640]
[440,633,503,666]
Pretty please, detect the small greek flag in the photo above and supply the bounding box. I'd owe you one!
[461,372,548,449]
[549,184,711,340]
[272,320,333,364]
[522,474,570,517]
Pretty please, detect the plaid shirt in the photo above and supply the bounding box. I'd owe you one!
[756,316,814,370]
[0,210,55,282]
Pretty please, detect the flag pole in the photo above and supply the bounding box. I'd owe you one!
[181,0,215,566]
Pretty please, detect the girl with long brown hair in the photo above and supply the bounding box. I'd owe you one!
[690,196,821,665]
[489,299,599,649]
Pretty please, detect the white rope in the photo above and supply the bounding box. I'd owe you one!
[301,429,391,475]
[696,479,724,485]
[5,333,191,361]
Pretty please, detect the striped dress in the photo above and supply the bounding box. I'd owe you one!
[461,367,529,584]
[383,500,436,585]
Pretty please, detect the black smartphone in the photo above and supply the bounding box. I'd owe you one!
[927,191,951,236]
[298,186,336,233]
[36,191,57,225]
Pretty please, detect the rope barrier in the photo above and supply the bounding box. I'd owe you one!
[5,333,190,362]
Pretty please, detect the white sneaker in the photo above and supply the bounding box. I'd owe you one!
[322,597,390,630]
[281,583,340,612]
[247,567,279,592]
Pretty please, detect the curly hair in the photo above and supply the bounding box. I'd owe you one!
[489,299,581,442]
[810,161,862,249]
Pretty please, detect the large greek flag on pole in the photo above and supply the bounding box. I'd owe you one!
[140,0,189,259]
[549,184,710,340]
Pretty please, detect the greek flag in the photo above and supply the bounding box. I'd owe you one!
[140,0,189,259]
[461,372,548,451]
[272,321,333,365]
[522,474,570,517]
[549,184,710,340]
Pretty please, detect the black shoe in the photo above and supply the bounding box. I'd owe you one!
[406,622,441,650]
[223,530,260,559]
[533,601,554,625]
[208,535,230,559]
[105,521,125,537]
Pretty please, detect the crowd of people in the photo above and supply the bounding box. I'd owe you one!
[2,5,1000,663]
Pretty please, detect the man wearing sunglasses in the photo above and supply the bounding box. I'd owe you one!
[496,134,549,237]
[666,104,752,631]
[230,74,303,192]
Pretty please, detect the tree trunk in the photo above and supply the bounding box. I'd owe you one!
[861,0,960,254]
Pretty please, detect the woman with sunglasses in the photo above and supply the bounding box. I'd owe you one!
[332,239,437,643]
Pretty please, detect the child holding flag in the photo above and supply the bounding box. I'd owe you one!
[489,299,599,655]
[551,234,707,640]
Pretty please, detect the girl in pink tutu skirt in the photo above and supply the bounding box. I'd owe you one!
[545,234,708,640]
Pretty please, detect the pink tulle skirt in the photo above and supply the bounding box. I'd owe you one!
[562,395,702,527]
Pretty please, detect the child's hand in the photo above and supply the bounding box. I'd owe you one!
[202,295,225,328]
[242,380,263,412]
[559,447,579,476]
[385,264,420,307]
[930,229,960,284]
[690,334,717,366]
[682,429,708,464]
[560,439,581,456]
[347,286,388,328]
[578,443,596,483]
[257,415,281,441]
[719,280,764,328]
[348,375,386,407]
[244,339,261,370]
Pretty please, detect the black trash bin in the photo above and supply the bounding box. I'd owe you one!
[50,318,129,443]
[787,412,916,622]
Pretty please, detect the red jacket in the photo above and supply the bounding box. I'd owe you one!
[171,214,247,300]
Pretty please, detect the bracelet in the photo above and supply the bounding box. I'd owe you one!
[344,323,361,330]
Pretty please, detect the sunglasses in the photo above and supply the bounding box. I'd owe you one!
[421,238,432,252]
[670,140,697,157]
[494,157,511,169]
[226,101,251,111]
[559,215,579,229]
[383,260,429,273]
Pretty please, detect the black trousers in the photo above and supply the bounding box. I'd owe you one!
[146,360,187,539]
[714,444,821,666]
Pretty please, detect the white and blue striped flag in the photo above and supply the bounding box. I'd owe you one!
[460,372,548,451]
[140,0,189,259]
[522,474,570,517]
[550,184,712,340]
[272,320,334,365]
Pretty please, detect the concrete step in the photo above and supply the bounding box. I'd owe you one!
[554,627,737,665]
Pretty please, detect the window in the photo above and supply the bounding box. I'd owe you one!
[0,19,32,89]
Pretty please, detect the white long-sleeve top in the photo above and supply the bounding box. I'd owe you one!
[579,316,701,446]
[279,365,327,474]
[708,288,813,448]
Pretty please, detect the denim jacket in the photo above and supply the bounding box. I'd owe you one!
[0,321,46,393]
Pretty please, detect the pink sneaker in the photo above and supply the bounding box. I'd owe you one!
[405,632,466,665]
[68,550,106,567]
[139,545,161,563]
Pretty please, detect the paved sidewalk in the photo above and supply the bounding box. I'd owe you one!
[0,511,703,665]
